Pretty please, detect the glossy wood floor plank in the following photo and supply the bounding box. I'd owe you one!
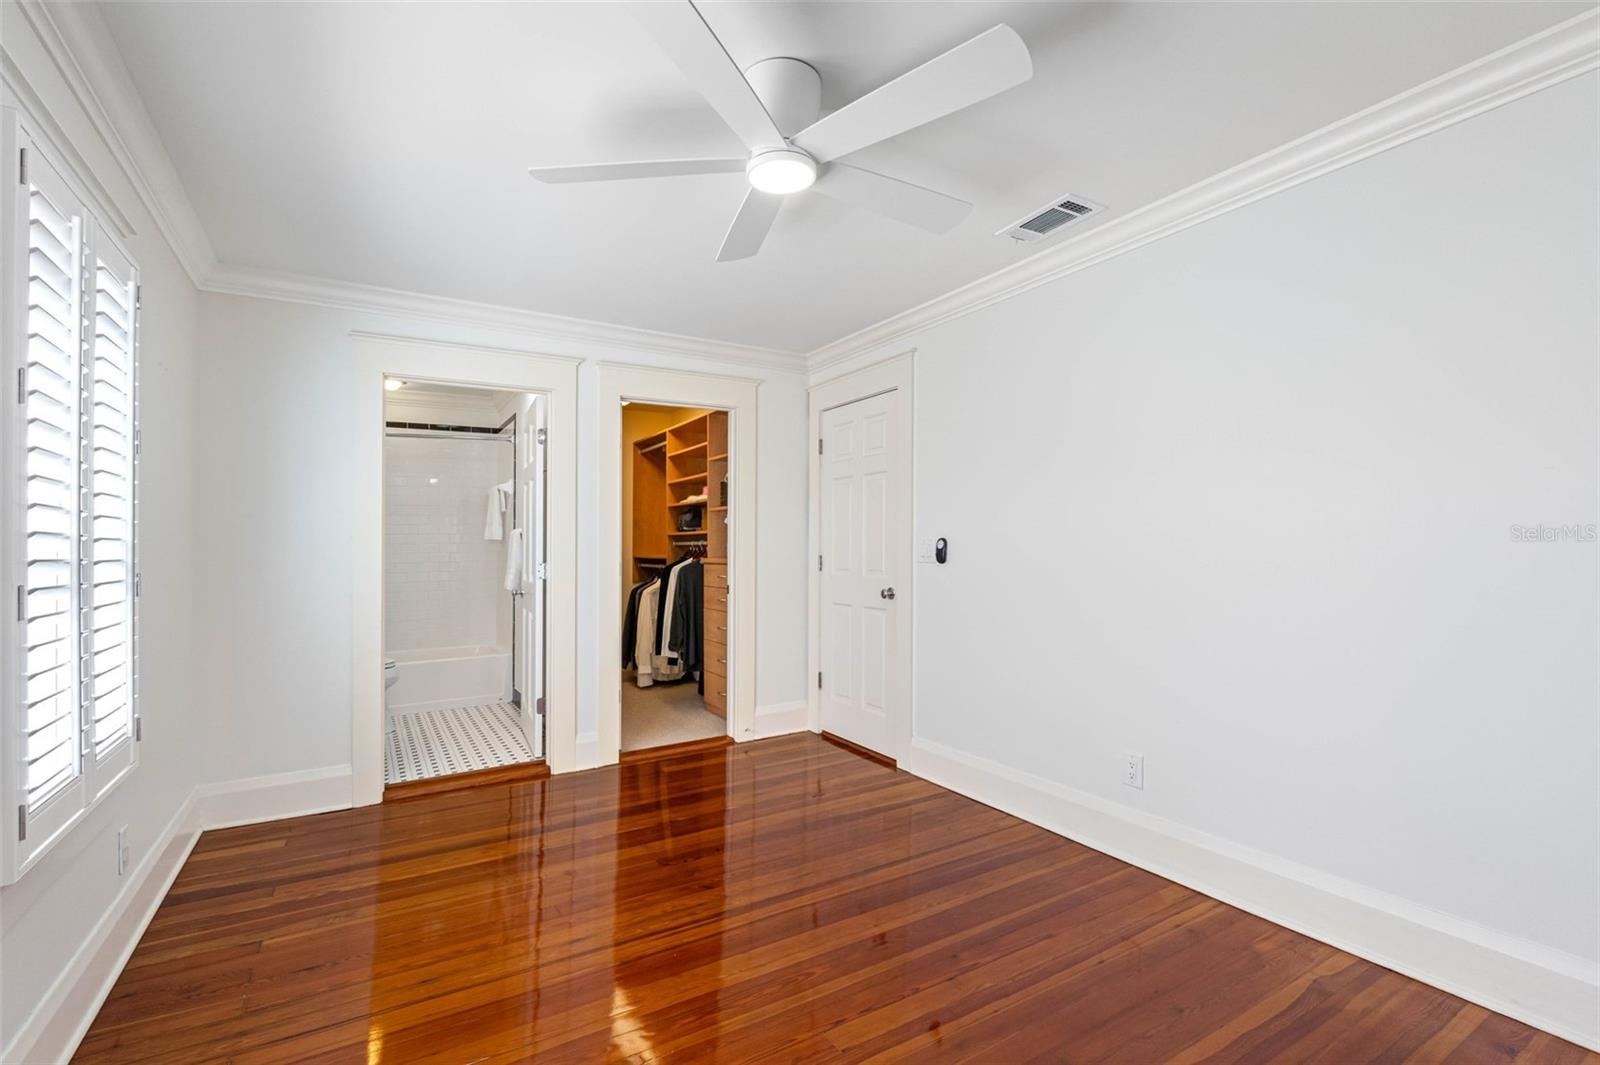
[75,734,1594,1064]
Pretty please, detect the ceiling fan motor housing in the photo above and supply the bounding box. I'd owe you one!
[742,57,822,140]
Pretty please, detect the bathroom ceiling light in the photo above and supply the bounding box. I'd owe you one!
[384,379,405,392]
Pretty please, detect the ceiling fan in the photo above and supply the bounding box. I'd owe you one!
[528,2,1033,261]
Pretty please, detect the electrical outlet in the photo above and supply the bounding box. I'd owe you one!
[116,827,130,876]
[1122,753,1144,790]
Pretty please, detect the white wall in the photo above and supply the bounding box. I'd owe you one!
[858,72,1596,976]
[0,3,202,1051]
[383,436,512,654]
[194,295,808,783]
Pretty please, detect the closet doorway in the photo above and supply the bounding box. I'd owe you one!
[620,403,732,754]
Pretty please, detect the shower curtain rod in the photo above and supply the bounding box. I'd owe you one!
[384,429,514,443]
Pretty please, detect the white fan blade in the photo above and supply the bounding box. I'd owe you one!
[791,25,1032,163]
[528,158,745,184]
[813,164,972,233]
[716,188,782,262]
[635,1,786,151]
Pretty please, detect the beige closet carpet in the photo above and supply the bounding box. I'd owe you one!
[622,680,725,751]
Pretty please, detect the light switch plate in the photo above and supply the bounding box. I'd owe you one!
[918,537,936,563]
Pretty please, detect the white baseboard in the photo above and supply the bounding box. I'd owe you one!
[748,700,808,738]
[190,764,353,832]
[7,765,359,1063]
[3,795,200,1065]
[904,736,1600,1051]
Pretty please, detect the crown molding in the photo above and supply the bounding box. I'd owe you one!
[15,0,803,373]
[206,263,807,373]
[805,9,1600,374]
[14,0,217,285]
[25,0,1593,379]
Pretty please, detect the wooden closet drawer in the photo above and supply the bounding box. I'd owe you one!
[704,605,729,643]
[703,563,728,594]
[703,655,728,716]
[703,635,729,675]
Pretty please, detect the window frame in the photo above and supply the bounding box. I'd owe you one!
[1,112,141,885]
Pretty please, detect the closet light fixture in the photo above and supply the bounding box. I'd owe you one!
[384,379,405,392]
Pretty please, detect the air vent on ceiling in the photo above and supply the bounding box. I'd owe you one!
[997,194,1104,243]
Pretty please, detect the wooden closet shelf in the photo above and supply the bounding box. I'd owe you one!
[667,500,707,509]
[667,442,707,458]
[668,528,706,537]
[708,452,728,461]
[709,505,727,513]
[667,474,707,486]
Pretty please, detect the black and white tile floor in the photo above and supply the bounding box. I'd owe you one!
[384,702,533,785]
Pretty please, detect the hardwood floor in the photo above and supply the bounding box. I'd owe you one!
[76,734,1593,1064]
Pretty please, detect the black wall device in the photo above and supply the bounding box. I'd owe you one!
[934,537,949,564]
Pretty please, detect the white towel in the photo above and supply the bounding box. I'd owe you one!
[484,480,513,540]
[504,528,523,592]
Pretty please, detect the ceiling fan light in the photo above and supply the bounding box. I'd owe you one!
[746,150,816,195]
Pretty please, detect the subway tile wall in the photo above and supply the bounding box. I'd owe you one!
[384,436,513,654]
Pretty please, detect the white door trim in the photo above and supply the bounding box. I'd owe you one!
[808,350,914,762]
[596,363,760,768]
[351,333,580,804]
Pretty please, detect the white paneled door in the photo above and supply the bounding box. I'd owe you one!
[518,395,547,759]
[820,391,904,757]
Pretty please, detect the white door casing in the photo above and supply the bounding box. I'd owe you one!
[518,395,547,758]
[596,363,760,768]
[819,391,901,756]
[352,333,579,801]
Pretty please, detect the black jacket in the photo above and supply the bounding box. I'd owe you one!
[622,578,653,669]
[667,561,704,691]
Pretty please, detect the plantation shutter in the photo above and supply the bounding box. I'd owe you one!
[6,128,141,881]
[85,227,137,792]
[16,140,87,852]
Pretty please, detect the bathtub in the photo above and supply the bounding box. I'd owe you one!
[385,644,513,713]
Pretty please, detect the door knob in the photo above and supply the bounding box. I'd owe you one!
[880,587,896,600]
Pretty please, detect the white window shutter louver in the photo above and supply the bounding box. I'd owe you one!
[86,232,137,787]
[6,127,141,881]
[21,167,83,821]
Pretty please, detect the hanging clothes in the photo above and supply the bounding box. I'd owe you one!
[623,578,652,669]
[667,559,705,694]
[634,580,660,687]
[659,559,688,663]
[651,557,684,659]
[623,576,685,688]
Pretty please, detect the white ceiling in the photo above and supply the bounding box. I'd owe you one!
[98,1,1585,354]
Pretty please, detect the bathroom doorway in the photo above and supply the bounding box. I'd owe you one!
[380,379,546,792]
[619,402,732,754]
